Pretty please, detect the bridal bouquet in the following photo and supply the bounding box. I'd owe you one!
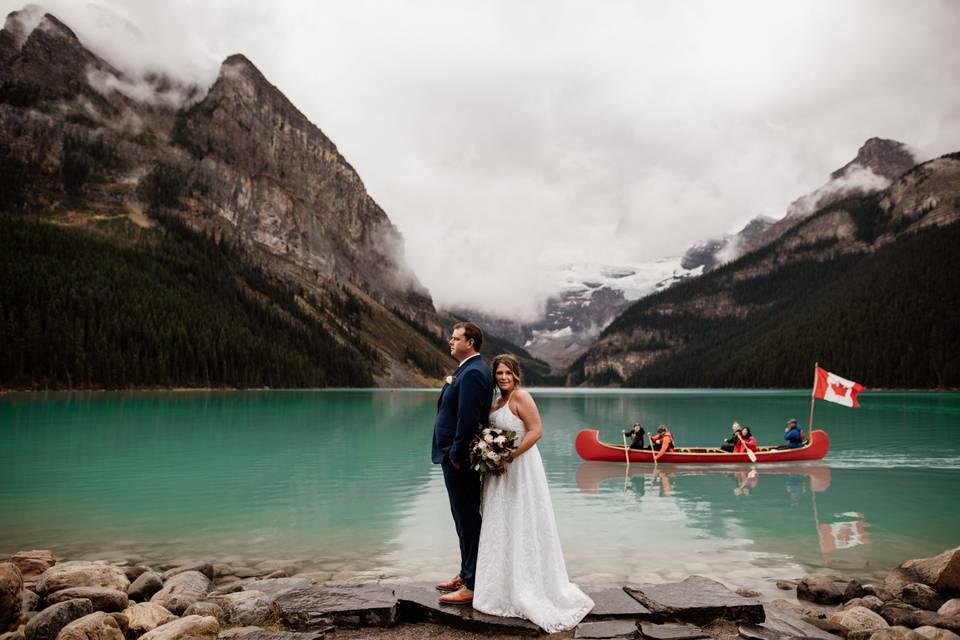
[468,427,518,476]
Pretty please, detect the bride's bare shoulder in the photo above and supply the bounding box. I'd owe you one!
[514,388,537,405]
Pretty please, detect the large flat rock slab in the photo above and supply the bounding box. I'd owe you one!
[218,627,329,640]
[255,580,397,629]
[739,607,842,640]
[576,619,639,639]
[396,583,540,636]
[638,622,709,640]
[625,577,764,626]
[584,587,652,620]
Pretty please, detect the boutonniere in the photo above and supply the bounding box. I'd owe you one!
[445,375,456,385]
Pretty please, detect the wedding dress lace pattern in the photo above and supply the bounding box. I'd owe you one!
[473,404,594,632]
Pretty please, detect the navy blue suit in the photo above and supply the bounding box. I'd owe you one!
[432,354,493,590]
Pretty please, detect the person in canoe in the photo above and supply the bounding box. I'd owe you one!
[732,425,758,453]
[782,418,805,449]
[720,421,742,453]
[650,425,675,460]
[622,422,647,449]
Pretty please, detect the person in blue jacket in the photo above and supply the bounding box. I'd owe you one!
[783,418,804,448]
[432,321,494,605]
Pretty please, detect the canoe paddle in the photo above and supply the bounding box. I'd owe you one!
[622,432,631,471]
[737,433,758,463]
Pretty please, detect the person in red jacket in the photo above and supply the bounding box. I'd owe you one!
[650,425,675,460]
[733,426,758,453]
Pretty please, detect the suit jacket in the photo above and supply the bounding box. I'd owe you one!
[431,355,494,465]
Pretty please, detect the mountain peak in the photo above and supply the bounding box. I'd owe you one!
[3,4,44,49]
[34,12,79,43]
[219,53,261,79]
[831,137,915,182]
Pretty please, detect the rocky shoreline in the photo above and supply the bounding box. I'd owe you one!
[1,547,958,640]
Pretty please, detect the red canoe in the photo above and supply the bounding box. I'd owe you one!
[575,428,830,464]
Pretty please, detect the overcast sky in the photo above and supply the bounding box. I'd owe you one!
[5,1,960,318]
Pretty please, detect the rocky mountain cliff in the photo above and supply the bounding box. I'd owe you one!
[0,7,545,388]
[681,138,917,273]
[571,151,960,388]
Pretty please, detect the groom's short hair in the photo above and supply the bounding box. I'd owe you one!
[453,322,483,352]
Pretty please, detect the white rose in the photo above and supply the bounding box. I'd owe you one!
[445,376,453,385]
[489,452,501,462]
[478,441,488,450]
[484,434,494,443]
[495,436,507,445]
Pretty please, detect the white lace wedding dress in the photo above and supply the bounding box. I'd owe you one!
[473,403,594,632]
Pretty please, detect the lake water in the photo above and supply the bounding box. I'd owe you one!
[2,389,958,596]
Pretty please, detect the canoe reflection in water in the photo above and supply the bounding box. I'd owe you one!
[575,462,871,560]
[574,461,833,494]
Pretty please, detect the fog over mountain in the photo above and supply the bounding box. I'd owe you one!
[4,0,959,320]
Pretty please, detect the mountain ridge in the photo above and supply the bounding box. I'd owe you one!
[0,7,548,389]
[570,151,960,388]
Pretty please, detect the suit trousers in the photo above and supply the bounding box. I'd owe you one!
[441,458,483,590]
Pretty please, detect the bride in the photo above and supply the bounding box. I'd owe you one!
[473,354,594,632]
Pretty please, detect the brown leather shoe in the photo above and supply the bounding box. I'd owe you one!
[435,575,464,592]
[438,586,474,605]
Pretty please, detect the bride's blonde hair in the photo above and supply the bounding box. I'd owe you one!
[492,353,522,387]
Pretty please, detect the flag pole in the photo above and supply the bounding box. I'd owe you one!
[807,362,818,439]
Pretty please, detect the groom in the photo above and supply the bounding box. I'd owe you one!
[432,321,494,605]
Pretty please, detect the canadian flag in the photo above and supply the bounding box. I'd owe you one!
[813,366,865,408]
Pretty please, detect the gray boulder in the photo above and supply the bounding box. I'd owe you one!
[22,592,39,614]
[879,602,954,629]
[44,589,127,613]
[901,584,946,612]
[865,586,898,602]
[208,582,246,597]
[149,572,210,615]
[1,563,23,632]
[160,565,214,582]
[127,574,163,603]
[209,591,280,626]
[121,603,177,636]
[121,567,151,584]
[182,602,224,621]
[56,612,126,640]
[35,564,128,598]
[799,577,844,605]
[886,548,960,596]
[914,627,960,640]
[7,554,54,591]
[939,600,960,617]
[868,626,926,640]
[24,599,93,640]
[845,581,867,601]
[830,606,890,633]
[845,596,885,612]
[138,615,219,640]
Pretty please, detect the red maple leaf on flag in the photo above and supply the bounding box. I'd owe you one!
[831,382,849,396]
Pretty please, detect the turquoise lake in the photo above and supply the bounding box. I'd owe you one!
[2,389,958,595]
